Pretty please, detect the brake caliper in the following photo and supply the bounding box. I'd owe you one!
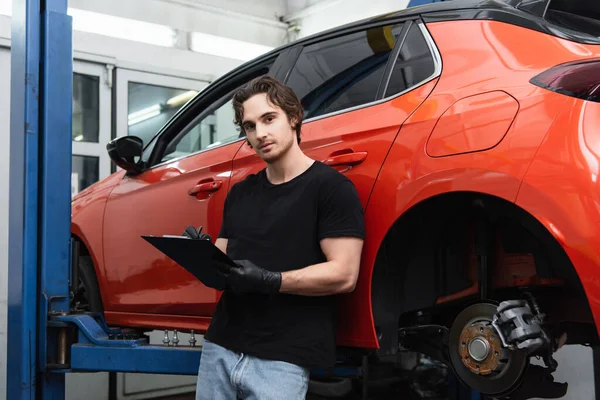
[491,299,552,357]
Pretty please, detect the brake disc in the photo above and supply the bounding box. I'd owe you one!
[448,302,528,396]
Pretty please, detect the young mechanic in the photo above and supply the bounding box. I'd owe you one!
[195,75,365,400]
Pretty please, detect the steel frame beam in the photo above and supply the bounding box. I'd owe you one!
[7,0,72,398]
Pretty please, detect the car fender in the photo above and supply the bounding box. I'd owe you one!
[71,171,125,304]
[336,167,525,349]
[515,97,600,335]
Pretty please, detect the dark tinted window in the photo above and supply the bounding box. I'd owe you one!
[286,24,405,120]
[384,23,436,98]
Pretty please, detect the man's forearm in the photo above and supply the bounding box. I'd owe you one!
[279,261,357,296]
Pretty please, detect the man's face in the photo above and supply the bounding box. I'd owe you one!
[241,93,296,163]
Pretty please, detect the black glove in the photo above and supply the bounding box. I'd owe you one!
[225,260,281,295]
[182,225,212,241]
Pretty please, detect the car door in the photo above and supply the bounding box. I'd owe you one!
[230,19,439,211]
[101,55,281,318]
[228,19,441,345]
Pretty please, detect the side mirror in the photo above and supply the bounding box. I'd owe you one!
[106,136,144,174]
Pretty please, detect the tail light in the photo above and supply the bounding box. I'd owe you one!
[530,58,600,103]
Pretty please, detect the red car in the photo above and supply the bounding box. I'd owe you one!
[71,0,600,396]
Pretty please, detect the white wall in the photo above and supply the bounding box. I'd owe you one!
[286,0,411,38]
[0,15,245,83]
[1,0,288,49]
[0,45,10,400]
[71,0,289,47]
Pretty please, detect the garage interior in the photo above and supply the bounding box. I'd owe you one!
[1,0,600,399]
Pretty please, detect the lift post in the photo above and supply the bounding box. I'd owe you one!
[8,0,73,397]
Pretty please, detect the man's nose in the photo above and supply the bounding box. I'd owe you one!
[256,124,268,139]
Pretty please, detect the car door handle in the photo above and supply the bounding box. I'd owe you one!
[188,179,223,196]
[323,151,367,167]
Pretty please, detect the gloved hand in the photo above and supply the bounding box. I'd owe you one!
[182,225,212,241]
[225,260,281,295]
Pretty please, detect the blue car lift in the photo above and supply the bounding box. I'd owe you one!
[6,0,477,398]
[6,1,208,398]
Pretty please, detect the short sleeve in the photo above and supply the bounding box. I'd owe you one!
[317,178,365,240]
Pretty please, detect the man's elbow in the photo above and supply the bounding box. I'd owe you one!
[336,268,359,294]
[338,278,357,294]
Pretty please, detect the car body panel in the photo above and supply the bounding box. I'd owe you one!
[426,91,520,157]
[516,98,600,332]
[101,140,244,316]
[228,79,440,209]
[72,170,126,303]
[335,19,594,348]
[104,311,213,333]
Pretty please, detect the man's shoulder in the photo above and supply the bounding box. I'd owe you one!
[311,161,351,185]
[310,161,356,195]
[229,169,265,193]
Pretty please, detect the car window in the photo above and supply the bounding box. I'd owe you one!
[159,95,240,164]
[137,55,279,169]
[384,23,436,98]
[285,23,405,120]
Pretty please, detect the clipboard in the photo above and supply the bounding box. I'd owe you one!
[141,235,238,290]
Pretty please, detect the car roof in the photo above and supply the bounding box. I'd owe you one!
[289,0,508,47]
[203,0,599,103]
[290,0,599,48]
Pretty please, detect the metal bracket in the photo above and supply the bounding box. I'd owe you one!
[105,64,114,89]
[49,313,204,375]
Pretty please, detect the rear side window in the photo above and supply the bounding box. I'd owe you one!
[286,23,405,120]
[384,23,436,98]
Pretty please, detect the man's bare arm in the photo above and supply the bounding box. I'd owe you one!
[279,237,363,296]
[215,237,228,254]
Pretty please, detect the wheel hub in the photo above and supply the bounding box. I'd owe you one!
[468,337,489,361]
[458,322,502,375]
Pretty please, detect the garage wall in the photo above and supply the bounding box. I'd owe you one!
[70,0,289,48]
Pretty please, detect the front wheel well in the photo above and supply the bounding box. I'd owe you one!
[371,191,597,356]
[71,235,104,313]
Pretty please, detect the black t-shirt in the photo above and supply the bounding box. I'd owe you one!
[204,161,365,369]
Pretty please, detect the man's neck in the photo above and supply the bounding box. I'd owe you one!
[266,146,314,185]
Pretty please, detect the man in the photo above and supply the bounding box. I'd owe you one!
[195,75,365,400]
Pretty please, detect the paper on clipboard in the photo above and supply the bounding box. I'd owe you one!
[141,235,238,290]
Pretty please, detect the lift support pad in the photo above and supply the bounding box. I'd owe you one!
[50,314,203,375]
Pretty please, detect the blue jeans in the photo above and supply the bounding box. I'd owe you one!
[195,339,310,400]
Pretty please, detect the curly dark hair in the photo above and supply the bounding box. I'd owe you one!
[232,75,304,144]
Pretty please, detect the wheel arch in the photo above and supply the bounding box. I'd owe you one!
[369,189,595,356]
[70,227,107,310]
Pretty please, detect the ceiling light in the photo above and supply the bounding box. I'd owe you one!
[190,32,273,61]
[167,90,198,107]
[128,104,162,126]
[68,8,176,47]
